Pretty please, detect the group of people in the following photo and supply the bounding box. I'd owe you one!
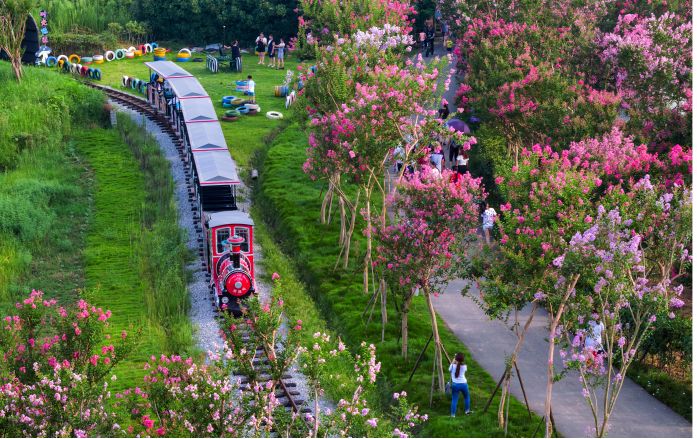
[255,32,286,69]
[421,8,452,57]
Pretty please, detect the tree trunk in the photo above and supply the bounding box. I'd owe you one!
[425,289,445,392]
[363,185,372,294]
[544,274,580,438]
[11,56,23,81]
[380,277,387,342]
[400,294,413,359]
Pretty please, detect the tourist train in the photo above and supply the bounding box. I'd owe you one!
[145,61,255,314]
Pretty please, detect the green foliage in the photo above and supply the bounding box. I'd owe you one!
[49,31,118,55]
[132,0,298,47]
[626,361,692,421]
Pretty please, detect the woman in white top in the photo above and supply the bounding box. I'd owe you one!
[481,203,497,245]
[449,352,471,416]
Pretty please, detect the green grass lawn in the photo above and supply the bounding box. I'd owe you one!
[85,51,298,171]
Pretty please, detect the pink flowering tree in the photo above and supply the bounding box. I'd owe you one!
[597,12,692,150]
[374,170,484,387]
[550,178,691,437]
[0,291,135,437]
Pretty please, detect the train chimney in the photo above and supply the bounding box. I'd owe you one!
[228,235,244,268]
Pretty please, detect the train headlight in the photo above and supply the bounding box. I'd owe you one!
[221,297,229,304]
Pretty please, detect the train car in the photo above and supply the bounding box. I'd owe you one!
[145,61,255,314]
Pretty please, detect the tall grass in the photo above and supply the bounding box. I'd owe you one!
[116,113,193,354]
[0,62,104,306]
[36,0,133,34]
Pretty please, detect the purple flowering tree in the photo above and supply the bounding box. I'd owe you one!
[547,177,691,437]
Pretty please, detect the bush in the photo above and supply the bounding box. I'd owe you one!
[49,31,118,55]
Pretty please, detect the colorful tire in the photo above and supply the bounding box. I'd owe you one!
[45,56,57,67]
[266,111,283,120]
[225,109,241,117]
[231,98,245,106]
[122,75,129,87]
[150,42,158,49]
[81,56,93,64]
[143,43,152,53]
[235,80,248,86]
[115,49,125,59]
[93,55,104,64]
[127,46,137,53]
[274,85,289,97]
[222,116,239,122]
[222,95,236,103]
[105,51,115,61]
[138,44,145,53]
[68,54,80,64]
[62,61,70,72]
[176,57,190,62]
[245,103,260,111]
[178,48,191,56]
[153,56,166,61]
[222,102,234,108]
[72,63,80,74]
[80,66,89,76]
[125,51,135,59]
[56,54,68,65]
[94,69,102,80]
[134,50,143,56]
[87,68,94,78]
[236,106,250,114]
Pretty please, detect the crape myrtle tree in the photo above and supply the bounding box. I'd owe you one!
[0,0,36,81]
[551,178,691,438]
[373,169,484,388]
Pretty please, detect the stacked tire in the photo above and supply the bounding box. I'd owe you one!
[176,48,191,62]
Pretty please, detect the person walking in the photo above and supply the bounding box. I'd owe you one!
[266,34,276,68]
[230,40,242,72]
[456,151,469,175]
[275,38,286,70]
[430,145,444,174]
[448,137,459,164]
[425,22,435,57]
[255,33,267,64]
[438,102,450,120]
[450,353,472,416]
[482,202,497,244]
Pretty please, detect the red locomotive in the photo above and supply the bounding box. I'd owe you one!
[145,61,256,314]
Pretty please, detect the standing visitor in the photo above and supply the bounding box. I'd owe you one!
[585,313,605,353]
[482,202,497,244]
[442,21,449,49]
[246,75,256,102]
[256,33,267,64]
[230,40,242,72]
[449,353,472,416]
[267,34,276,68]
[448,137,459,164]
[430,145,444,174]
[456,151,469,175]
[393,144,405,174]
[275,38,286,70]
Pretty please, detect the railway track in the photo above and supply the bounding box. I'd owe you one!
[87,82,307,415]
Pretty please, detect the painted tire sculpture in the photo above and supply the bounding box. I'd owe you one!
[71,63,80,74]
[222,116,239,122]
[115,49,125,60]
[178,48,191,56]
[81,56,93,64]
[87,68,95,78]
[62,61,70,72]
[224,109,241,117]
[245,103,260,112]
[274,85,289,97]
[93,55,104,64]
[134,50,143,56]
[122,75,129,87]
[266,111,283,120]
[56,54,68,65]
[222,95,237,104]
[46,56,57,67]
[144,43,153,53]
[80,66,89,76]
[153,56,167,61]
[231,98,245,106]
[150,42,158,49]
[127,46,137,53]
[222,102,234,108]
[125,51,135,59]
[236,106,250,115]
[68,54,80,64]
[93,69,102,80]
[105,50,116,61]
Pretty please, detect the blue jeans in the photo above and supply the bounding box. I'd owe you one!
[451,382,470,415]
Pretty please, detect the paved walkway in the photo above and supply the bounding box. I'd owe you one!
[434,279,692,437]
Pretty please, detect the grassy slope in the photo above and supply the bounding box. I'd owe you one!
[0,62,104,308]
[258,125,543,437]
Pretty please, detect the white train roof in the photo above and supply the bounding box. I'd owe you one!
[167,77,209,99]
[180,98,218,123]
[208,210,254,228]
[186,122,228,151]
[145,61,193,79]
[193,150,240,185]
